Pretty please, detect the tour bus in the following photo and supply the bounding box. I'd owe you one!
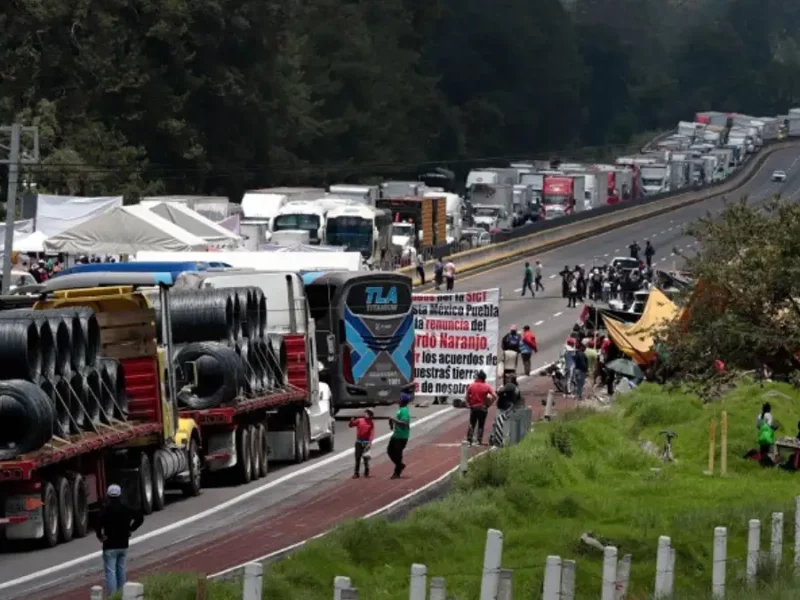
[325,204,394,268]
[302,271,414,410]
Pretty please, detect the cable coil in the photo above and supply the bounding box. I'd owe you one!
[0,380,56,460]
[174,342,246,409]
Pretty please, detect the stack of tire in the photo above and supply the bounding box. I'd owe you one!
[144,287,288,410]
[0,308,128,460]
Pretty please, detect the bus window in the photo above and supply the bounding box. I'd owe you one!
[306,285,338,321]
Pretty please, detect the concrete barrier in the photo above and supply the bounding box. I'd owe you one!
[401,140,800,285]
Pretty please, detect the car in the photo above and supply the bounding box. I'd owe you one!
[609,256,642,272]
[772,170,787,182]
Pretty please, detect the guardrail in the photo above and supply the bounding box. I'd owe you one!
[399,139,800,285]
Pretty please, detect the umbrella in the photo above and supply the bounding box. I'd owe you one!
[606,358,644,380]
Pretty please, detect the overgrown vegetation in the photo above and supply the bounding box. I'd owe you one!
[138,383,800,599]
[3,0,800,199]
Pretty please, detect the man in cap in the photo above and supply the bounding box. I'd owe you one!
[96,483,144,595]
[465,371,497,446]
[387,392,412,478]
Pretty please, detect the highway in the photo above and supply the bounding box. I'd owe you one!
[1,147,799,599]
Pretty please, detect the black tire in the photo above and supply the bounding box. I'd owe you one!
[138,453,153,515]
[248,425,261,480]
[293,412,304,464]
[236,427,252,484]
[70,474,89,538]
[256,423,268,478]
[151,452,166,511]
[55,476,74,543]
[181,438,202,497]
[301,412,310,462]
[41,481,59,548]
[318,421,335,454]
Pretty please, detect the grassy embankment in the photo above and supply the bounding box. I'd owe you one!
[129,381,800,599]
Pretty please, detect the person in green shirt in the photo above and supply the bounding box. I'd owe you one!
[388,393,411,478]
[521,262,535,297]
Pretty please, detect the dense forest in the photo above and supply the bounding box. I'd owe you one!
[2,0,800,201]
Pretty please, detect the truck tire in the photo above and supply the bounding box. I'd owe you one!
[301,412,311,462]
[248,425,261,480]
[318,421,335,454]
[293,413,304,464]
[69,474,89,538]
[256,424,268,478]
[236,427,252,484]
[55,476,74,543]
[151,452,166,511]
[181,439,202,497]
[41,481,59,548]
[138,453,154,515]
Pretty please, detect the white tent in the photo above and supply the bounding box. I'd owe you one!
[143,202,241,246]
[134,250,364,271]
[14,231,49,253]
[35,195,123,236]
[44,205,209,255]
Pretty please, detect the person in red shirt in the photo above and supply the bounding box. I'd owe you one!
[349,409,375,478]
[465,371,497,446]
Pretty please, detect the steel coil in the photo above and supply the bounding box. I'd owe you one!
[0,320,41,380]
[68,308,101,368]
[68,372,92,432]
[255,290,267,337]
[0,380,56,460]
[99,358,128,420]
[250,338,271,391]
[83,368,104,424]
[45,375,72,437]
[147,289,236,344]
[235,339,261,395]
[0,310,80,375]
[267,333,288,387]
[174,342,245,409]
[231,291,243,341]
[47,319,71,376]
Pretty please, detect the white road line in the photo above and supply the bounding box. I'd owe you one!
[613,248,620,252]
[553,311,563,317]
[549,274,557,279]
[0,406,456,592]
[534,320,544,326]
[660,258,667,262]
[514,288,522,292]
[603,253,609,257]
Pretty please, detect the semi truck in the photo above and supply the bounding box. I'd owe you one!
[376,196,447,254]
[541,175,584,219]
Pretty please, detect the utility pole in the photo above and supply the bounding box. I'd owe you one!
[0,124,39,294]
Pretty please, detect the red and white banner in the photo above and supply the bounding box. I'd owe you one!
[412,288,500,397]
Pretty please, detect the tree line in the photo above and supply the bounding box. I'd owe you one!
[2,0,800,201]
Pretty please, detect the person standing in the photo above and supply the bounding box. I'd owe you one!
[644,241,655,269]
[629,241,640,260]
[434,258,444,290]
[416,254,425,284]
[388,393,412,478]
[573,345,589,400]
[489,377,521,448]
[559,265,571,298]
[567,276,579,308]
[521,262,535,297]
[444,260,456,291]
[534,260,545,292]
[520,325,538,375]
[96,484,144,596]
[349,409,375,478]
[465,371,496,446]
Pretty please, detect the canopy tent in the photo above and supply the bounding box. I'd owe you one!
[35,194,123,236]
[602,288,681,364]
[257,243,345,252]
[14,231,49,253]
[44,205,208,255]
[134,250,364,271]
[143,202,241,246]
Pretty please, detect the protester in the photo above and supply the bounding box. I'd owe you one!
[559,265,571,298]
[415,254,425,284]
[502,325,522,353]
[629,241,640,260]
[387,393,411,478]
[489,377,521,448]
[567,276,579,308]
[534,260,545,292]
[349,409,375,478]
[465,371,496,446]
[644,241,655,268]
[434,258,444,290]
[520,325,538,375]
[521,262,535,297]
[573,344,589,400]
[96,484,144,595]
[444,260,456,291]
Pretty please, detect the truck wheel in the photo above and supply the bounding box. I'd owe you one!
[318,421,335,454]
[55,476,74,543]
[236,427,252,484]
[293,413,304,464]
[151,452,166,511]
[41,481,59,548]
[69,474,89,538]
[138,453,154,515]
[256,424,268,478]
[301,412,311,462]
[248,425,261,480]
[182,439,202,497]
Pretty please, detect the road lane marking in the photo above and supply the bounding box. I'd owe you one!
[534,320,544,326]
[549,274,557,279]
[553,312,563,317]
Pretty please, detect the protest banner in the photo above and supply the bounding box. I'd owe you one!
[412,288,500,397]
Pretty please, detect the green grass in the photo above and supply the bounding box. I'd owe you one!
[139,382,800,599]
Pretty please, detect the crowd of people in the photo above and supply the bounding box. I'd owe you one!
[14,253,117,284]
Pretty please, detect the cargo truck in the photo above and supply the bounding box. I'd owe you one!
[376,195,447,255]
[640,163,672,195]
[541,175,584,219]
[468,184,514,230]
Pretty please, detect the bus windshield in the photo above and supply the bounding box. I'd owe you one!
[273,213,321,241]
[327,216,373,255]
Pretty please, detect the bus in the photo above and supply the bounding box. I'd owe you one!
[325,204,394,267]
[302,271,414,410]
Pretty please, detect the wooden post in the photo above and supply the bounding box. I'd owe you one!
[707,420,716,474]
[720,411,728,475]
[195,577,207,600]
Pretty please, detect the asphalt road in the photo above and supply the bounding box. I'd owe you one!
[2,147,799,597]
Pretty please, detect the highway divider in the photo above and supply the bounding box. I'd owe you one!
[400,140,800,285]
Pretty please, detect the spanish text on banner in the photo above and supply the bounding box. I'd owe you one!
[412,288,500,396]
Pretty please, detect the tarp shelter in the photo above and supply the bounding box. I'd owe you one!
[257,243,345,252]
[143,202,241,246]
[44,205,209,255]
[14,231,48,253]
[35,194,123,236]
[135,250,364,271]
[603,288,681,364]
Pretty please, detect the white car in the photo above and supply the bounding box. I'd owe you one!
[772,170,787,182]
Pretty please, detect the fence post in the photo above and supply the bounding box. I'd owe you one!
[121,583,144,600]
[720,411,728,475]
[429,577,446,600]
[712,527,727,599]
[196,577,207,600]
[747,519,760,584]
[409,564,427,600]
[560,560,576,600]
[542,556,562,600]
[460,441,469,477]
[772,512,784,568]
[654,536,671,598]
[666,548,676,597]
[497,569,513,600]
[90,586,103,600]
[615,554,631,600]
[544,391,555,420]
[341,589,359,600]
[479,529,503,600]
[243,562,263,600]
[334,576,352,600]
[601,546,618,600]
[795,496,800,570]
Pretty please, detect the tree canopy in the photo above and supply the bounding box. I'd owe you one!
[2,0,800,201]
